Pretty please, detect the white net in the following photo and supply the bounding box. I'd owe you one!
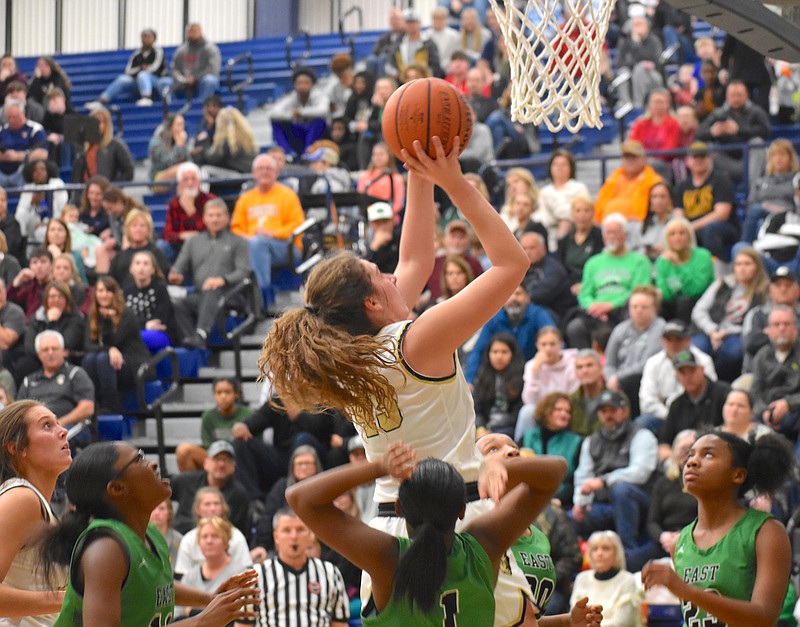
[489,0,617,132]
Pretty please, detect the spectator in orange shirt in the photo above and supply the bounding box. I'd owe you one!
[231,154,304,303]
[594,140,663,224]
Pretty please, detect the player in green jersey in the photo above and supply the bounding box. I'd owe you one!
[286,440,567,626]
[36,442,258,627]
[642,431,793,626]
[478,433,603,627]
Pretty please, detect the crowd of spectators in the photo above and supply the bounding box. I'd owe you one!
[1,2,800,624]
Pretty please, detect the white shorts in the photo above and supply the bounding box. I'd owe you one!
[362,498,532,627]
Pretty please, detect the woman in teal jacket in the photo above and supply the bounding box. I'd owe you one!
[521,392,583,508]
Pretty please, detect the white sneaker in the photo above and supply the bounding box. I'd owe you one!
[136,97,153,107]
[85,100,105,111]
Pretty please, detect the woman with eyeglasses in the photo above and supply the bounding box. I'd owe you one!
[0,401,71,627]
[36,441,258,627]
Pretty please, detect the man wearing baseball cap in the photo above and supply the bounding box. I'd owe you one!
[170,439,250,536]
[742,265,800,371]
[638,319,717,435]
[571,389,659,571]
[658,350,729,460]
[594,139,663,223]
[673,140,738,262]
[424,219,484,302]
[364,201,401,274]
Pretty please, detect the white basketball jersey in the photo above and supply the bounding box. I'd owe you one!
[355,320,483,503]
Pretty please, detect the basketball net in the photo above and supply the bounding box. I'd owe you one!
[489,0,617,132]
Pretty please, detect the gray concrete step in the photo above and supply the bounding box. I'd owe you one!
[179,380,262,404]
[217,349,264,371]
[198,366,262,380]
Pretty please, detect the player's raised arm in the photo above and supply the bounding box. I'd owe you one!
[401,137,529,376]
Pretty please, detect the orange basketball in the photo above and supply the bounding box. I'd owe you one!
[382,77,473,160]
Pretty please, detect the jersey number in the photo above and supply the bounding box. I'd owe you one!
[682,589,724,627]
[149,611,173,627]
[440,589,459,627]
[361,391,403,438]
[524,574,555,613]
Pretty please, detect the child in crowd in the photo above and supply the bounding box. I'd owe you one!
[122,250,180,350]
[175,377,253,472]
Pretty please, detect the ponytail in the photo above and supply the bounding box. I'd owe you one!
[745,432,795,496]
[393,459,466,613]
[36,508,92,586]
[714,431,795,497]
[35,442,124,585]
[392,521,449,613]
[259,252,403,432]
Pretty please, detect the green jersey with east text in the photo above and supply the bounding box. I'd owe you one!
[55,519,175,627]
[511,525,556,617]
[673,508,772,627]
[361,532,494,626]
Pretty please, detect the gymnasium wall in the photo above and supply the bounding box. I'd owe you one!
[3,0,440,57]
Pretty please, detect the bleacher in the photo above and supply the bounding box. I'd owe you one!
[15,30,385,162]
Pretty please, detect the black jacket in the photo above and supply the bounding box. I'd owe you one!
[659,377,730,445]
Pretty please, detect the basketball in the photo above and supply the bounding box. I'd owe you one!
[381,77,473,160]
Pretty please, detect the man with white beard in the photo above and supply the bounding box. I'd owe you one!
[157,161,216,262]
[565,213,652,348]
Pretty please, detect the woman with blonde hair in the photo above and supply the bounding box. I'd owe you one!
[741,138,800,243]
[108,208,170,285]
[174,486,252,578]
[655,216,715,322]
[72,107,134,183]
[0,400,72,627]
[43,218,87,284]
[571,530,641,627]
[195,106,258,178]
[179,517,242,618]
[499,167,539,232]
[259,138,533,625]
[52,253,91,316]
[691,247,769,381]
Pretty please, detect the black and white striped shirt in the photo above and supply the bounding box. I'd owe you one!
[255,557,350,627]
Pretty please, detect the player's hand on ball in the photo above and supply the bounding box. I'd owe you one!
[401,136,463,190]
[383,440,416,480]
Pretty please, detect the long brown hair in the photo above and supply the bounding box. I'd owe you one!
[89,276,125,339]
[0,400,42,484]
[45,218,73,254]
[258,252,400,432]
[79,175,110,213]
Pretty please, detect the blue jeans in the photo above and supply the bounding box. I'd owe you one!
[83,350,135,413]
[102,71,165,101]
[249,236,292,289]
[635,414,664,438]
[692,333,743,382]
[485,110,522,148]
[569,481,652,551]
[696,220,739,261]
[165,75,220,103]
[514,404,535,443]
[0,165,25,188]
[741,204,771,244]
